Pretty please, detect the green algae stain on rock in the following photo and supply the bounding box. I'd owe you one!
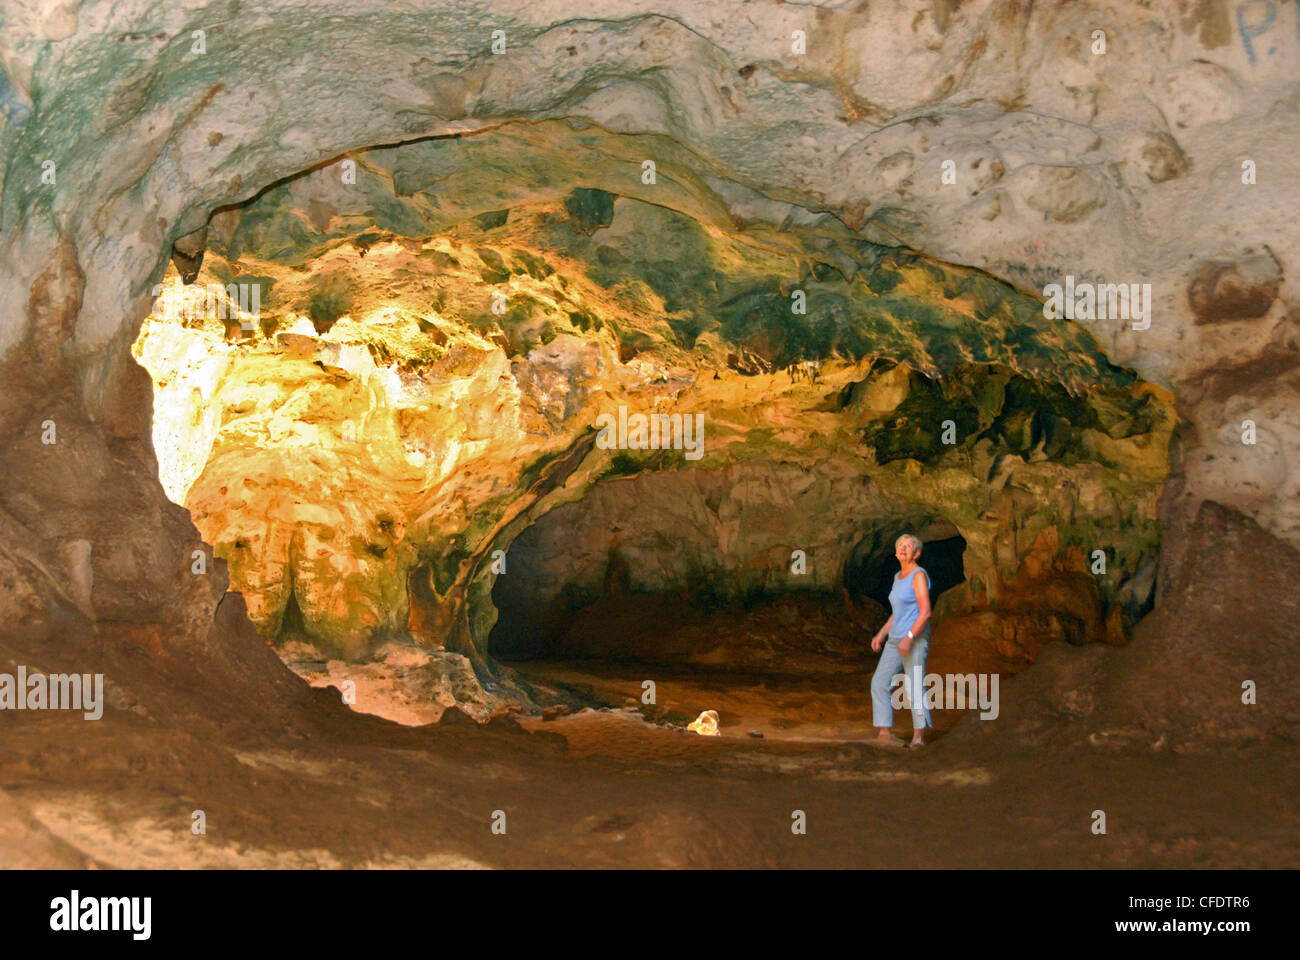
[564,188,617,235]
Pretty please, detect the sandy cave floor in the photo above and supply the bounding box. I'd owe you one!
[503,659,977,749]
[3,638,1297,870]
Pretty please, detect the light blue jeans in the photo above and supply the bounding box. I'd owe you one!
[870,629,932,730]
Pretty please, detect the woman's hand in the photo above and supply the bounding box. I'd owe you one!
[871,633,884,653]
[899,636,912,655]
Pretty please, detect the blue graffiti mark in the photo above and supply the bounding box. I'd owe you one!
[0,68,32,127]
[153,140,184,195]
[92,236,153,301]
[1236,0,1283,65]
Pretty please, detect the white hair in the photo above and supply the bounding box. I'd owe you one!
[895,533,923,555]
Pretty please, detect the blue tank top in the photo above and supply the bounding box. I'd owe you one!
[888,566,931,638]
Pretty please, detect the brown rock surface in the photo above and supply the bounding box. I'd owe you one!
[1188,249,1283,323]
[949,500,1300,751]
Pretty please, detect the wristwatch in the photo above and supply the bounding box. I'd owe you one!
[906,630,914,639]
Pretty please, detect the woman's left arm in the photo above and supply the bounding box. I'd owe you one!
[909,571,932,634]
[899,572,931,654]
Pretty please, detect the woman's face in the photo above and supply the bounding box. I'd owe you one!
[895,539,918,565]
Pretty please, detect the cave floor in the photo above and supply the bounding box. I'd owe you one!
[3,679,1294,869]
[503,659,972,750]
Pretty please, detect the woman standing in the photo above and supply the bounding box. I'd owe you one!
[869,534,933,747]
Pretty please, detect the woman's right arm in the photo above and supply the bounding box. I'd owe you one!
[873,614,893,646]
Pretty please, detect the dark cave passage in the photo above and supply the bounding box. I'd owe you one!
[845,533,968,609]
[485,476,985,741]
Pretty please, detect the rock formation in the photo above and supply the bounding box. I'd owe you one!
[130,195,1174,677]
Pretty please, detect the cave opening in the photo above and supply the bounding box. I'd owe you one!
[484,494,941,740]
[845,533,967,610]
[126,122,1174,743]
[484,484,982,741]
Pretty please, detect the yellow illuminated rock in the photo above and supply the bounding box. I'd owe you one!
[687,710,720,736]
